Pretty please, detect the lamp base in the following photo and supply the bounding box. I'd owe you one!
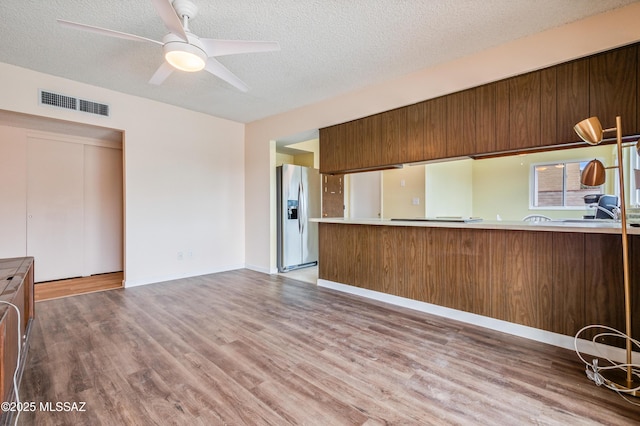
[598,369,640,397]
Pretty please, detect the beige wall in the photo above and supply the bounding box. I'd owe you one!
[472,145,616,221]
[275,152,294,166]
[382,166,425,219]
[245,3,640,273]
[426,159,474,218]
[293,152,314,168]
[0,62,245,287]
[288,138,319,169]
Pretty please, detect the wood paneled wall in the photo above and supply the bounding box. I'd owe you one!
[318,223,640,341]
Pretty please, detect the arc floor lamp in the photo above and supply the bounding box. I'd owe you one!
[574,115,638,396]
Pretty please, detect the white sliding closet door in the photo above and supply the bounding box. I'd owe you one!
[27,138,84,282]
[84,145,123,276]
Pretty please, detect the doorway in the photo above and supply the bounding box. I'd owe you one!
[0,111,124,285]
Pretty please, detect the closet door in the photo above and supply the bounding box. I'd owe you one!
[27,138,84,282]
[84,145,123,276]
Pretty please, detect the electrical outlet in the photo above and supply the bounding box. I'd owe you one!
[177,251,184,260]
[412,197,420,205]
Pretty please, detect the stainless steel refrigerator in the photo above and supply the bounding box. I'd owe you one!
[277,164,321,272]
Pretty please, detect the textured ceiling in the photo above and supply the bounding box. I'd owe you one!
[0,0,638,124]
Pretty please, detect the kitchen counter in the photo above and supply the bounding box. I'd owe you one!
[311,217,640,235]
[316,219,640,346]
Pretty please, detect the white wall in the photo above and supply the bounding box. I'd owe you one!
[0,62,245,287]
[349,171,381,218]
[0,126,27,258]
[244,3,640,273]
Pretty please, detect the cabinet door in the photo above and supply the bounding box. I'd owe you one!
[356,114,382,169]
[424,96,448,160]
[475,83,497,154]
[446,89,476,157]
[590,44,637,133]
[319,125,341,174]
[380,107,407,165]
[556,58,589,144]
[509,71,541,150]
[342,119,361,170]
[495,79,510,152]
[406,103,425,163]
[540,67,557,146]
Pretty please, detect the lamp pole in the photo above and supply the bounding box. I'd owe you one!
[614,115,633,388]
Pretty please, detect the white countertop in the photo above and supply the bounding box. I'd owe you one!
[310,217,640,235]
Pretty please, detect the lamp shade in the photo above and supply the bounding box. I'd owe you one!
[574,117,604,145]
[581,159,606,186]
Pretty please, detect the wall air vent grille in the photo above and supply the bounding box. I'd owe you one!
[79,99,109,117]
[39,90,110,117]
[40,90,77,111]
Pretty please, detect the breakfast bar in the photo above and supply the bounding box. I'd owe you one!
[313,218,640,342]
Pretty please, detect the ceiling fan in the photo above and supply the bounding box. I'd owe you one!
[57,0,280,92]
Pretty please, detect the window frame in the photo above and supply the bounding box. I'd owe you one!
[529,158,605,210]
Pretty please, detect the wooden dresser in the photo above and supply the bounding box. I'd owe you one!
[0,257,34,424]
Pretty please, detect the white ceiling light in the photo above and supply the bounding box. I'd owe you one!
[164,39,206,72]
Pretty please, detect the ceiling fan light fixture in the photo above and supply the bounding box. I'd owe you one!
[164,42,206,72]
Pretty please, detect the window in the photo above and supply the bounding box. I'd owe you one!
[531,160,603,208]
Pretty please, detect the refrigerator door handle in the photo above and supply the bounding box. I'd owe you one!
[297,183,303,234]
[300,181,306,234]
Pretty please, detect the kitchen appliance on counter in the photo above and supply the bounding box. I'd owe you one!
[583,194,619,219]
[277,164,321,272]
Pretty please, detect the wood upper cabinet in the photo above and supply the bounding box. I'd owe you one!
[319,125,341,174]
[540,67,557,146]
[405,103,425,163]
[495,79,510,152]
[380,107,407,166]
[638,46,640,135]
[509,71,541,150]
[319,42,640,173]
[446,89,476,157]
[556,58,589,144]
[589,44,638,134]
[358,114,382,169]
[320,118,380,173]
[424,96,448,160]
[475,83,497,153]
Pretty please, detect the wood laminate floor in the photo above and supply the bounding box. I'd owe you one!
[35,272,123,301]
[20,269,640,425]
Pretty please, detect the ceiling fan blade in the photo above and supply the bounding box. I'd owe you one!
[200,39,280,57]
[150,0,188,42]
[149,62,174,85]
[204,57,248,92]
[57,19,162,45]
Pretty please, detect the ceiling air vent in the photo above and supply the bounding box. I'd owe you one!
[39,90,110,117]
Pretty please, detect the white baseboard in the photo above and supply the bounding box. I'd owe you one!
[123,264,245,288]
[318,279,637,363]
[244,263,274,274]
